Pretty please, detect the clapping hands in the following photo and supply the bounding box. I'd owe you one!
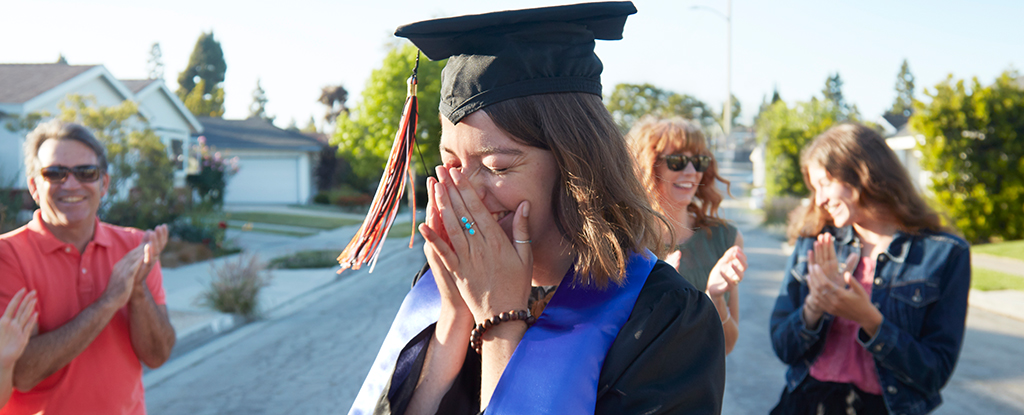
[707,246,747,297]
[0,288,37,371]
[802,233,881,335]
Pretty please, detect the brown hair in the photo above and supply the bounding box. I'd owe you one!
[23,120,108,178]
[484,93,666,287]
[790,123,944,240]
[626,116,730,239]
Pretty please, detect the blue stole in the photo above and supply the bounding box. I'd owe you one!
[348,250,656,415]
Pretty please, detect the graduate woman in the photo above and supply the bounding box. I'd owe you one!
[347,2,725,415]
[769,123,971,415]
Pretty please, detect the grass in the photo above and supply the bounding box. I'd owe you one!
[224,212,361,230]
[287,203,365,214]
[972,239,1024,261]
[269,250,340,269]
[971,267,1024,292]
[387,220,424,239]
[227,224,315,237]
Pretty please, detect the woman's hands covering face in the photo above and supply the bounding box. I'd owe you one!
[418,166,534,324]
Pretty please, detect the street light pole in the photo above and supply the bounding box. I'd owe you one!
[724,0,732,138]
[691,1,732,142]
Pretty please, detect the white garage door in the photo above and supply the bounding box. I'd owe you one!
[225,157,299,204]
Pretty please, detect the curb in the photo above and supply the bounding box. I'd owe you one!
[165,313,249,362]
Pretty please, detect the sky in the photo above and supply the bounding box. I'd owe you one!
[3,0,1022,132]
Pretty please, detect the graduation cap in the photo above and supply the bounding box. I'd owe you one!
[395,1,637,124]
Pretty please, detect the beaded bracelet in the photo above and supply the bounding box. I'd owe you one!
[469,310,536,354]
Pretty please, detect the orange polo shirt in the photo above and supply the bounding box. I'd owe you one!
[0,210,166,415]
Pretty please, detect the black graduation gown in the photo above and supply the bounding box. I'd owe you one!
[375,261,726,415]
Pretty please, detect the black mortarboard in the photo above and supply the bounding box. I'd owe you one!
[395,1,637,124]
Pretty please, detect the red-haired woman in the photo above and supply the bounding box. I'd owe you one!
[627,116,747,354]
[770,123,971,415]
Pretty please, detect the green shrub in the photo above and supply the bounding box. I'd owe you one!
[186,136,239,209]
[169,213,234,255]
[268,250,339,269]
[198,254,272,319]
[911,70,1024,243]
[313,192,330,205]
[0,172,25,233]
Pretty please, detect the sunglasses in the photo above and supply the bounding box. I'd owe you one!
[39,165,104,183]
[661,154,712,172]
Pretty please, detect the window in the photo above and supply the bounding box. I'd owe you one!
[171,139,184,170]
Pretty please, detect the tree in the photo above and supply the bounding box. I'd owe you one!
[333,44,445,191]
[605,83,713,133]
[319,85,349,125]
[56,54,68,65]
[147,42,164,80]
[54,95,178,229]
[890,59,916,117]
[771,86,782,104]
[249,78,273,122]
[821,72,859,121]
[177,32,227,117]
[911,70,1024,243]
[756,99,845,200]
[181,79,225,118]
[301,116,318,133]
[716,94,741,129]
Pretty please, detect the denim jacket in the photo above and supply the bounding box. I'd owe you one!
[770,225,971,415]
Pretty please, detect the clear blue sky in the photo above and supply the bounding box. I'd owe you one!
[3,0,1021,131]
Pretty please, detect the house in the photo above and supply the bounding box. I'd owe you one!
[879,112,931,193]
[194,117,323,205]
[0,63,202,191]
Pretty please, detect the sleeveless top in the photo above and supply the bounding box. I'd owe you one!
[672,221,737,291]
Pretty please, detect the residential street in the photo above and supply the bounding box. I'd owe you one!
[146,236,425,414]
[145,161,1024,414]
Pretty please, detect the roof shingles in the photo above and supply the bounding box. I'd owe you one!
[0,64,97,104]
[196,117,324,151]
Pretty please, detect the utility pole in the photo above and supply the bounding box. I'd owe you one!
[691,0,733,141]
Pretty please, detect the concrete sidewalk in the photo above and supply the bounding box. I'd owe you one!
[973,252,1024,278]
[160,214,419,359]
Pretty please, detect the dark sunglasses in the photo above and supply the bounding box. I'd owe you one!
[39,165,104,183]
[661,154,712,172]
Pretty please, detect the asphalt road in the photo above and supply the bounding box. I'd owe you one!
[145,237,426,415]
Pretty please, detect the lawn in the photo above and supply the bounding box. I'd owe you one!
[387,220,423,239]
[227,224,315,237]
[225,212,361,230]
[972,239,1024,260]
[971,267,1024,292]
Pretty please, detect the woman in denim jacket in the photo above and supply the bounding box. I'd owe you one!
[769,123,971,415]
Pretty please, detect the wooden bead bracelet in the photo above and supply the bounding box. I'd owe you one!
[469,310,536,354]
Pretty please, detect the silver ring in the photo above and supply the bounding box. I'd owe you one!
[514,239,532,244]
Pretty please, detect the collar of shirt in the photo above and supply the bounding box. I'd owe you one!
[26,209,113,253]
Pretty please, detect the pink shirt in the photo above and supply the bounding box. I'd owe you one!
[808,256,882,395]
[0,211,166,414]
